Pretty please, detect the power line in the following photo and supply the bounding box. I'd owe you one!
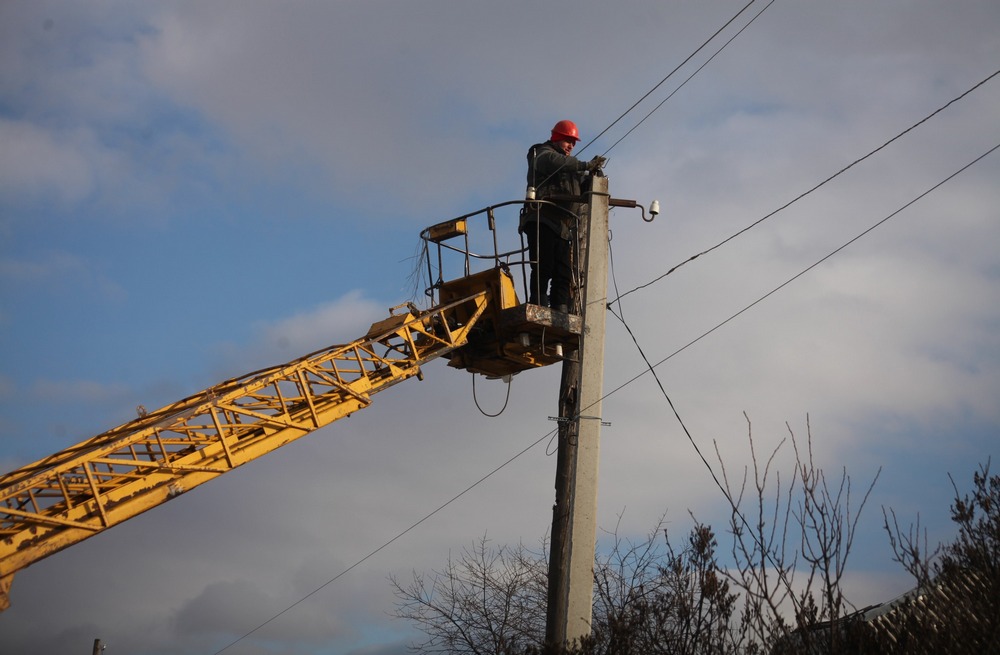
[611,68,1000,304]
[599,0,777,158]
[605,141,1000,403]
[537,0,769,193]
[580,0,764,156]
[212,426,559,655]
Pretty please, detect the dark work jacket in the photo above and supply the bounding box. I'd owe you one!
[521,141,589,239]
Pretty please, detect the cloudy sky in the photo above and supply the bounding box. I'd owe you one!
[1,1,998,653]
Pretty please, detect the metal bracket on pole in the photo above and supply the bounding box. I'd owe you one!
[548,415,611,427]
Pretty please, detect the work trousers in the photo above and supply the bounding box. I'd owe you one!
[525,222,572,309]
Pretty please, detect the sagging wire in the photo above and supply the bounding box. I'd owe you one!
[608,223,736,529]
[609,236,844,615]
[472,372,513,418]
[608,227,805,603]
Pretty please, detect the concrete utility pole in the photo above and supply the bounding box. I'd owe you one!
[546,174,610,648]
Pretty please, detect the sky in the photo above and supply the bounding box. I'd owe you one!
[1,1,998,653]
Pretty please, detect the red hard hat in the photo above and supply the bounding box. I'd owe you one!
[550,120,580,143]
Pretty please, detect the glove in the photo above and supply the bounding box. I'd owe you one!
[588,155,607,172]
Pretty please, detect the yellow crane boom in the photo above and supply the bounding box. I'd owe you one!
[0,205,583,611]
[0,293,491,610]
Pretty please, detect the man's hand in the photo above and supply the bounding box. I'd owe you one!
[588,155,607,172]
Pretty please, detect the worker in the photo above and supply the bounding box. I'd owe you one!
[521,119,606,312]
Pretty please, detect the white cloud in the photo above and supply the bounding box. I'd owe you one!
[28,377,131,404]
[0,119,95,203]
[1,2,998,653]
[0,251,126,302]
[206,291,390,379]
[257,290,387,355]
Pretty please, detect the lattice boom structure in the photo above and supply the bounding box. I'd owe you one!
[0,293,489,609]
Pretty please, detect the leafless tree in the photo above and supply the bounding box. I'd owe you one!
[391,535,548,654]
[390,536,547,655]
[393,418,996,655]
[715,415,880,654]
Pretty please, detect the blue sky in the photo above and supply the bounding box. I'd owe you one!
[2,1,999,653]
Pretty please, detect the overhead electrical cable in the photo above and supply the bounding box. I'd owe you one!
[579,0,763,156]
[607,232,807,602]
[211,425,559,655]
[599,0,776,158]
[472,371,513,417]
[611,67,1000,304]
[534,0,769,194]
[605,141,1000,405]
